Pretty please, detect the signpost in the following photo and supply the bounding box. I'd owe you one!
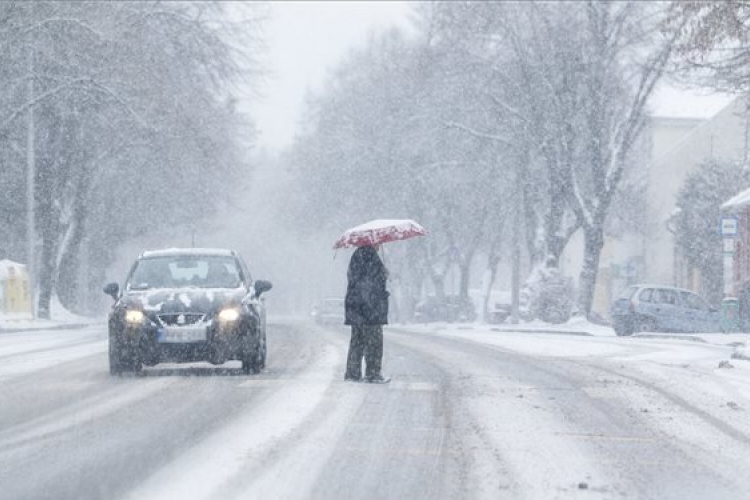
[720,216,739,296]
[720,215,739,238]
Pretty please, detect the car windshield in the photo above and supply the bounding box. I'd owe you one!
[128,256,242,290]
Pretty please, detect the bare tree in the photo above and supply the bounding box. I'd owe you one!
[0,2,264,317]
[666,0,750,93]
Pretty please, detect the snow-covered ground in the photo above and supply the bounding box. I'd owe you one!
[0,296,99,332]
[397,316,749,356]
[3,318,750,499]
[391,320,750,439]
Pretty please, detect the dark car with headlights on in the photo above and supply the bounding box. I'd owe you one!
[103,248,272,375]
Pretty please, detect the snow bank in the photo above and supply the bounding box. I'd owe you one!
[399,316,615,337]
[0,295,98,331]
[731,344,750,361]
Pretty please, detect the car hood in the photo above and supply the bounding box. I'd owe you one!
[123,288,248,316]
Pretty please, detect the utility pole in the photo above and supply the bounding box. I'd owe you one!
[510,151,526,325]
[26,31,36,318]
[510,188,521,324]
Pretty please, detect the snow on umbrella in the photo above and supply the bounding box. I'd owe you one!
[333,219,427,249]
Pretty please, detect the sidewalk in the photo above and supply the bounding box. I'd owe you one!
[0,302,101,334]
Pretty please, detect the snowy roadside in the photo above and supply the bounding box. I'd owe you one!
[391,316,749,350]
[0,297,102,333]
[389,319,750,432]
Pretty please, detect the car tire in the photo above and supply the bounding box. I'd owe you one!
[242,355,261,375]
[637,317,657,333]
[259,332,267,370]
[109,338,121,375]
[242,335,262,375]
[613,321,633,336]
[110,340,141,375]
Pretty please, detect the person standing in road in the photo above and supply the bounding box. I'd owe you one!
[344,245,390,383]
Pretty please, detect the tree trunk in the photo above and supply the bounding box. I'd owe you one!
[458,248,476,298]
[431,273,446,299]
[459,261,471,298]
[56,216,85,314]
[35,155,59,320]
[578,224,605,318]
[56,120,92,314]
[37,230,57,320]
[482,253,500,322]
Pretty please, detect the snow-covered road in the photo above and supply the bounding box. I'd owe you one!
[0,321,748,499]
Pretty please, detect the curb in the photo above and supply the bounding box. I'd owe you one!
[389,326,594,337]
[630,333,709,343]
[486,328,593,337]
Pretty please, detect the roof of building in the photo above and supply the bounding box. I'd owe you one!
[723,187,750,212]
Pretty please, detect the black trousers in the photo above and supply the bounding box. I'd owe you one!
[345,325,383,380]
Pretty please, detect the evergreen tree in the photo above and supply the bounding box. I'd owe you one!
[675,160,750,303]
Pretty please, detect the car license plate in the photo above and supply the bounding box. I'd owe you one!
[158,327,207,343]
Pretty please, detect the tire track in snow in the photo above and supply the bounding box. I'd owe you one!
[118,342,345,500]
[390,332,611,499]
[0,377,176,452]
[391,330,749,499]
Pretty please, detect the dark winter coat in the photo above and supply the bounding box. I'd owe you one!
[345,246,389,325]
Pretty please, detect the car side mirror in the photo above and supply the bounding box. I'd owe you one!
[103,282,119,300]
[254,279,273,298]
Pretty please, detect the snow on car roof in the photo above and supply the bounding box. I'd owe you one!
[630,283,703,294]
[140,248,236,258]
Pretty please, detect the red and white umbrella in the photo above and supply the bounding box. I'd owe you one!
[333,219,427,249]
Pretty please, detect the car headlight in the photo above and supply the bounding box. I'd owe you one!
[218,308,240,322]
[125,309,144,324]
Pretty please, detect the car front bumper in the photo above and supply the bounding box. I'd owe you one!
[115,318,259,365]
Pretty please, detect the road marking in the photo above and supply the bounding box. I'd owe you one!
[389,381,439,391]
[553,432,655,443]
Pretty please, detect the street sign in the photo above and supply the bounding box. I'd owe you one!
[720,216,739,237]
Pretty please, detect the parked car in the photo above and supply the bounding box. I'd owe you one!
[312,297,345,325]
[414,295,477,323]
[610,284,720,336]
[103,248,272,375]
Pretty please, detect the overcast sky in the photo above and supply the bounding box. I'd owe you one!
[247,1,734,152]
[246,1,412,151]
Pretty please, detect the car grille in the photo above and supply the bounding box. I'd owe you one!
[157,313,206,327]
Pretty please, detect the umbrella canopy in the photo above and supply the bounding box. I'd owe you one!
[333,219,427,249]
